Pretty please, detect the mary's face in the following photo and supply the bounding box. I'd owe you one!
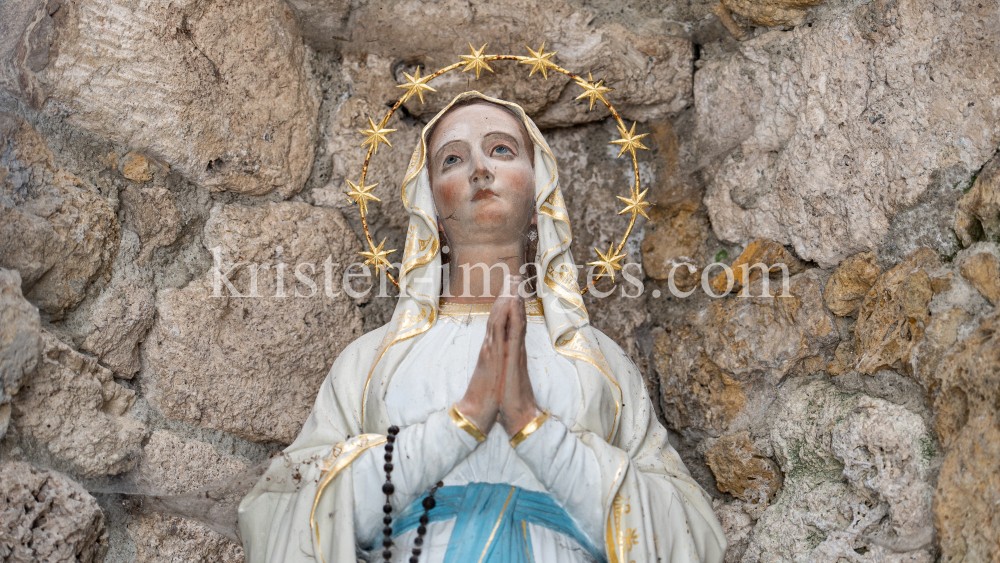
[427,103,536,248]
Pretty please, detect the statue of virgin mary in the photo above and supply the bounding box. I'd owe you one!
[237,91,727,563]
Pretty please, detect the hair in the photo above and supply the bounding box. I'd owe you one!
[424,97,535,168]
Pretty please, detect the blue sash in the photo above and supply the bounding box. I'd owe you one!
[392,482,606,563]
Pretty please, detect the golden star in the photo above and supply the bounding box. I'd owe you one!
[460,43,494,80]
[587,242,627,282]
[359,237,396,275]
[396,66,437,104]
[344,177,381,216]
[616,187,652,219]
[521,42,559,80]
[609,121,650,159]
[574,72,613,111]
[358,116,397,156]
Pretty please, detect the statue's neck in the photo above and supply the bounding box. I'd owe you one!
[443,242,526,303]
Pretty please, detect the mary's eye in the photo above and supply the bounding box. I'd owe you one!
[444,155,460,166]
[493,145,513,156]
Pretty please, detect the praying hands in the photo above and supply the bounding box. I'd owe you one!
[454,275,541,437]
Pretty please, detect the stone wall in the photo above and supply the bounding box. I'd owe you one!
[1,0,997,560]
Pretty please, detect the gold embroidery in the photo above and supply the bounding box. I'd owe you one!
[509,409,551,448]
[449,403,487,442]
[401,224,439,278]
[606,493,634,563]
[543,264,585,309]
[478,486,516,563]
[311,434,387,563]
[439,298,544,317]
[554,331,621,442]
[539,189,570,225]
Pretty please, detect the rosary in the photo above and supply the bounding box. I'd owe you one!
[381,425,441,563]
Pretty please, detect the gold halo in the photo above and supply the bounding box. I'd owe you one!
[347,41,652,294]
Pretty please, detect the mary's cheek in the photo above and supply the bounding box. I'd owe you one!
[434,178,463,212]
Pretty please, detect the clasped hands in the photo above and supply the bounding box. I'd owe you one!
[454,275,541,438]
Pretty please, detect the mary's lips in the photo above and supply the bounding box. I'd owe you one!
[472,188,498,201]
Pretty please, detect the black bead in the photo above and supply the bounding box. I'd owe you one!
[383,503,392,514]
[422,496,436,510]
[383,526,393,536]
[384,443,394,453]
[417,525,426,535]
[414,536,423,546]
[410,558,419,563]
[419,514,429,525]
[383,463,393,472]
[388,425,399,435]
[383,515,393,525]
[386,434,396,443]
[382,537,393,548]
[412,548,422,556]
[382,482,395,495]
[384,453,393,462]
[382,549,392,559]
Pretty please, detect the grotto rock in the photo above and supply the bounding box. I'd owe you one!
[129,431,246,562]
[67,229,156,378]
[709,238,805,296]
[0,0,318,197]
[118,184,182,264]
[958,251,1000,306]
[719,0,823,28]
[299,0,693,128]
[143,201,365,443]
[854,248,941,375]
[0,111,119,317]
[954,150,1000,248]
[925,307,1000,449]
[654,270,838,439]
[823,251,881,317]
[9,330,145,477]
[705,431,782,516]
[699,0,1000,267]
[640,191,713,289]
[0,268,41,438]
[0,462,108,562]
[934,414,1000,563]
[746,378,935,562]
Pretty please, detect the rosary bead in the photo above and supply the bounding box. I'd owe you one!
[382,537,393,548]
[383,526,393,536]
[419,514,429,525]
[417,525,426,535]
[386,434,396,443]
[382,549,393,560]
[412,548,421,556]
[382,482,395,495]
[414,536,423,546]
[384,453,393,462]
[383,462,393,472]
[388,425,399,435]
[383,503,393,514]
[384,443,394,453]
[410,557,420,563]
[421,496,436,510]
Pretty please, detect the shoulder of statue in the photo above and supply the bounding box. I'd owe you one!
[328,323,395,384]
[587,327,645,395]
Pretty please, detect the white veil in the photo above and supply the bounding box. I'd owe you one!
[360,91,624,443]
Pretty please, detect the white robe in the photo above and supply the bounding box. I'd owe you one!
[350,304,604,562]
[237,300,728,563]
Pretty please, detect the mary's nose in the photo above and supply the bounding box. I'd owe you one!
[469,152,494,184]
